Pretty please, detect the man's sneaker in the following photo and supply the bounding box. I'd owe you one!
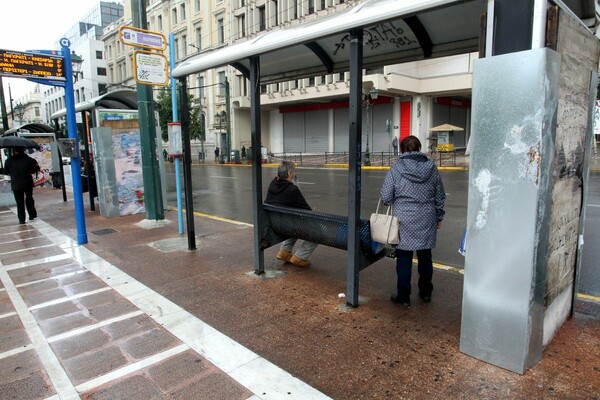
[420,295,431,303]
[290,255,311,267]
[276,249,292,262]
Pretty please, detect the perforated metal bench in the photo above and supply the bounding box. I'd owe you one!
[261,203,386,270]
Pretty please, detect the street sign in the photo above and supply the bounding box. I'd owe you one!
[0,49,65,81]
[119,26,167,51]
[133,50,168,86]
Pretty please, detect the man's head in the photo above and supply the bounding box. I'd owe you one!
[277,161,296,182]
[13,147,25,155]
[400,136,422,153]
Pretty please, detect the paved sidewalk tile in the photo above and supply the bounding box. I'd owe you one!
[0,207,329,399]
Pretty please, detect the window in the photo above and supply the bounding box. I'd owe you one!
[174,38,179,59]
[197,75,205,100]
[158,15,162,30]
[96,50,103,59]
[172,8,177,24]
[273,1,278,25]
[238,75,247,97]
[194,0,200,12]
[195,27,202,50]
[321,0,326,8]
[217,18,224,44]
[98,84,107,95]
[182,35,187,57]
[238,15,246,38]
[218,71,226,96]
[294,0,298,19]
[34,107,40,117]
[309,0,314,14]
[97,67,107,76]
[258,6,266,31]
[180,4,186,20]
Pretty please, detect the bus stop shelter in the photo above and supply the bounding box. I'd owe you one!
[172,0,599,373]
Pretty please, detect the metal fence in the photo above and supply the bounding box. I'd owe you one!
[269,151,401,166]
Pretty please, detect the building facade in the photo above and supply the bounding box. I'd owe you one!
[99,0,476,158]
[11,85,42,127]
[43,1,124,124]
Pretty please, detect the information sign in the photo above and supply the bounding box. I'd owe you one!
[119,26,167,51]
[133,50,168,86]
[0,49,65,80]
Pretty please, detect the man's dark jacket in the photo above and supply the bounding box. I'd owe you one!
[265,177,311,210]
[4,153,40,191]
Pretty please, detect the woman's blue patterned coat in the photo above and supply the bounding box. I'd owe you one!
[380,151,446,250]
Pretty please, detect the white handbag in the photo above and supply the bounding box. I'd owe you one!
[369,199,400,245]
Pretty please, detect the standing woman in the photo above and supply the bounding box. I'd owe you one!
[380,136,445,308]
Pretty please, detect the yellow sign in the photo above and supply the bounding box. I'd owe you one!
[133,50,168,86]
[119,26,167,51]
[437,143,454,152]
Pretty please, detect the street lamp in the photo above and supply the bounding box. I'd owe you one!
[70,51,83,82]
[363,86,379,166]
[13,102,25,126]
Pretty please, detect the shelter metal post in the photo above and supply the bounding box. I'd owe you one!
[81,111,94,211]
[179,78,196,250]
[250,57,265,274]
[53,118,67,202]
[346,29,363,307]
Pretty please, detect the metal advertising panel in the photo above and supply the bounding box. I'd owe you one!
[119,26,167,51]
[0,49,65,80]
[133,50,168,86]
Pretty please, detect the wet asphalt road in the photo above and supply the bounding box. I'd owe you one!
[165,164,469,268]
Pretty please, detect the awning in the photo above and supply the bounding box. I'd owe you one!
[172,0,596,84]
[50,89,139,120]
[429,123,464,131]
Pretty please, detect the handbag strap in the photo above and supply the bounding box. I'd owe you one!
[377,199,393,216]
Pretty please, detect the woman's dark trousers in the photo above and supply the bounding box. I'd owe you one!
[395,249,433,303]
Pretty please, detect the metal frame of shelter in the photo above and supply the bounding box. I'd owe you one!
[172,0,596,308]
[50,89,139,211]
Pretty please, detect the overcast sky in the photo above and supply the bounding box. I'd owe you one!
[1,0,124,104]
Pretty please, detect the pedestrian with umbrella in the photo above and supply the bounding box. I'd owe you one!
[2,139,41,224]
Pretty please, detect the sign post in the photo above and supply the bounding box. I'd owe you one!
[60,38,88,245]
[0,42,87,245]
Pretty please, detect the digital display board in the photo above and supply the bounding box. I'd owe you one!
[0,49,65,80]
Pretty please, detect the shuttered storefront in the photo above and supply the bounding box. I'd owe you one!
[283,98,393,153]
[334,108,349,152]
[305,109,329,152]
[283,111,305,152]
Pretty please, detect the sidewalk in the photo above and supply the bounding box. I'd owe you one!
[1,187,600,399]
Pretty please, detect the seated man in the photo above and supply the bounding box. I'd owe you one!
[265,161,318,267]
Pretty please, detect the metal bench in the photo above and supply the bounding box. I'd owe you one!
[261,203,387,270]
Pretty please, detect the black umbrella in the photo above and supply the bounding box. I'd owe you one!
[0,136,41,149]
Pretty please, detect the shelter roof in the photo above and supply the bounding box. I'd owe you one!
[3,123,56,136]
[172,0,596,84]
[50,89,138,120]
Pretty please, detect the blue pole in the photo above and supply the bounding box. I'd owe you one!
[60,38,88,245]
[169,33,184,235]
